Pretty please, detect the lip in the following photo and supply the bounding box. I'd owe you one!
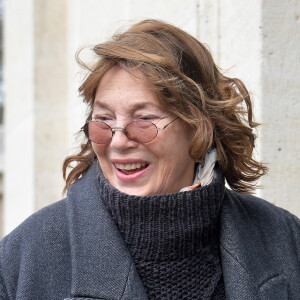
[111,159,150,182]
[111,159,150,164]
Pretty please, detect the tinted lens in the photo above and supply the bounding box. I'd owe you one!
[88,121,112,144]
[126,121,157,143]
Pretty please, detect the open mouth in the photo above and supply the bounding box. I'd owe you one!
[115,162,149,175]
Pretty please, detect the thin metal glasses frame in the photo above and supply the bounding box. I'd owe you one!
[82,117,179,144]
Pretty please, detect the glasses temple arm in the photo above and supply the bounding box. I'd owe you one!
[157,117,179,130]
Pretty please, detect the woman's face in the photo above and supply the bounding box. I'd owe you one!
[92,65,195,196]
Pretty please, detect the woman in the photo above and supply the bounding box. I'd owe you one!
[1,19,300,300]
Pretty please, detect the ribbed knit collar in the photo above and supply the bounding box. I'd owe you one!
[97,164,225,262]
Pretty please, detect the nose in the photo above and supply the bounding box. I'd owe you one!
[109,127,137,149]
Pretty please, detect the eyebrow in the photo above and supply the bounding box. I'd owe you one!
[93,100,161,111]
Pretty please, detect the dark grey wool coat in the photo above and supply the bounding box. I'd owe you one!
[0,163,300,300]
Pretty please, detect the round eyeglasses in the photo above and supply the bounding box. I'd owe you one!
[82,117,179,144]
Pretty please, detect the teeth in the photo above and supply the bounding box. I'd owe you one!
[115,162,146,170]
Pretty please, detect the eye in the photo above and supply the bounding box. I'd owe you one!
[92,115,115,127]
[98,116,111,121]
[140,117,153,121]
[138,115,159,121]
[93,115,113,121]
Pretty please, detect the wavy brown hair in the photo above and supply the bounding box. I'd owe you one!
[63,19,267,194]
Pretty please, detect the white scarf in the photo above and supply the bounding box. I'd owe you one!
[180,148,218,192]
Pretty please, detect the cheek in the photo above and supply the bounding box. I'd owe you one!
[92,143,106,158]
[151,139,180,176]
[92,144,114,180]
[92,144,110,168]
[155,127,195,173]
[157,132,190,160]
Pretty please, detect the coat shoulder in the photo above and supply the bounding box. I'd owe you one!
[0,199,70,299]
[1,198,68,248]
[223,189,300,230]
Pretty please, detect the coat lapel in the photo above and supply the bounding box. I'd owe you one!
[66,163,147,300]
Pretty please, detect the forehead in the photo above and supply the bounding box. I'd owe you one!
[97,65,145,90]
[94,66,162,111]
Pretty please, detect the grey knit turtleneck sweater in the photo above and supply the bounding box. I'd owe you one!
[98,167,226,299]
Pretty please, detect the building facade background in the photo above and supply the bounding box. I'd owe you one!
[1,0,300,236]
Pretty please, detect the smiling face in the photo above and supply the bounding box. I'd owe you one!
[91,65,195,196]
